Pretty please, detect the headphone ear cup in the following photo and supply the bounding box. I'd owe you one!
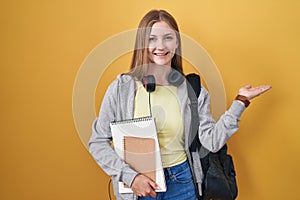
[142,75,156,92]
[168,70,185,86]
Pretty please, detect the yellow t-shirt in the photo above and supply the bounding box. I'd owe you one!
[134,82,187,168]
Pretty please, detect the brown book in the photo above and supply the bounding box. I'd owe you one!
[124,136,156,183]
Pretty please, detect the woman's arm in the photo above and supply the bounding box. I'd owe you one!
[198,85,271,152]
[88,80,138,187]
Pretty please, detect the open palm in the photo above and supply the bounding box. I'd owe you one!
[238,84,272,100]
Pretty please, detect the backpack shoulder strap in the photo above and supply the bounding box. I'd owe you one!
[186,73,201,97]
[186,73,201,152]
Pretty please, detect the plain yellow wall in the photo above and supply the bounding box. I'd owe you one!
[1,0,300,199]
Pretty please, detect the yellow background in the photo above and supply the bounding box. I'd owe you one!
[1,0,300,199]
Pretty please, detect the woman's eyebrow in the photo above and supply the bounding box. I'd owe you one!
[150,32,174,37]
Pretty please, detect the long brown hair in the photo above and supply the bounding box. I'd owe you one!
[129,10,183,80]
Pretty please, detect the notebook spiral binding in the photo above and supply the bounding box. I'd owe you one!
[110,116,153,125]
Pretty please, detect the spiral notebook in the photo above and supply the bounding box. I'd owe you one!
[110,117,166,193]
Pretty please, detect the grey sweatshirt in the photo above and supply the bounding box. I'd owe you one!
[89,74,245,200]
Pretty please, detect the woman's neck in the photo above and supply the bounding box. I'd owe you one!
[146,64,171,86]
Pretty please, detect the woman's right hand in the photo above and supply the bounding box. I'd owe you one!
[131,174,159,198]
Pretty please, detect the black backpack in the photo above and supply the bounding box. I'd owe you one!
[186,73,238,200]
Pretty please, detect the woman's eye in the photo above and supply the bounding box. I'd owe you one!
[149,37,156,41]
[165,36,173,40]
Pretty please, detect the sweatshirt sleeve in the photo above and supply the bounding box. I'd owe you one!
[198,87,246,152]
[88,79,138,187]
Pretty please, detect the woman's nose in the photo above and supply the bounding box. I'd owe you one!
[156,39,165,49]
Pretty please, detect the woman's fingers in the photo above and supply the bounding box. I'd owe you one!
[131,174,157,197]
[239,84,272,100]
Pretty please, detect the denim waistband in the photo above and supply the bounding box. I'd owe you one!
[164,159,189,176]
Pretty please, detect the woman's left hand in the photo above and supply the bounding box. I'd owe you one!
[238,84,272,100]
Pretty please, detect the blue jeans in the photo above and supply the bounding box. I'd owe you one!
[138,160,198,200]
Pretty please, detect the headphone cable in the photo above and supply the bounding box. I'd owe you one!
[108,178,112,200]
[148,92,152,117]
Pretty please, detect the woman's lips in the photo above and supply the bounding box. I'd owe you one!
[154,52,169,56]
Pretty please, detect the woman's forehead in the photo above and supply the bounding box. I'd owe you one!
[150,21,176,36]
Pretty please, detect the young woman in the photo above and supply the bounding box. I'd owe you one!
[88,9,271,200]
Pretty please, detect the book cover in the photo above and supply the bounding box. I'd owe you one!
[110,117,166,193]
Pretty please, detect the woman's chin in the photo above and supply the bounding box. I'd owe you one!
[152,60,171,67]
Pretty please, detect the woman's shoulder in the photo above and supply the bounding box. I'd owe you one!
[101,74,135,102]
[200,85,209,96]
[106,74,135,92]
[117,73,134,83]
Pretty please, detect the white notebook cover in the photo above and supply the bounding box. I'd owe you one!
[110,117,166,193]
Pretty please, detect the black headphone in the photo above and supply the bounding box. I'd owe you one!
[142,70,185,92]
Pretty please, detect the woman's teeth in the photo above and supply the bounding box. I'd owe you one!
[155,52,168,56]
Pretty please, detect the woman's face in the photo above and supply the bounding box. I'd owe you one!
[148,21,178,67]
